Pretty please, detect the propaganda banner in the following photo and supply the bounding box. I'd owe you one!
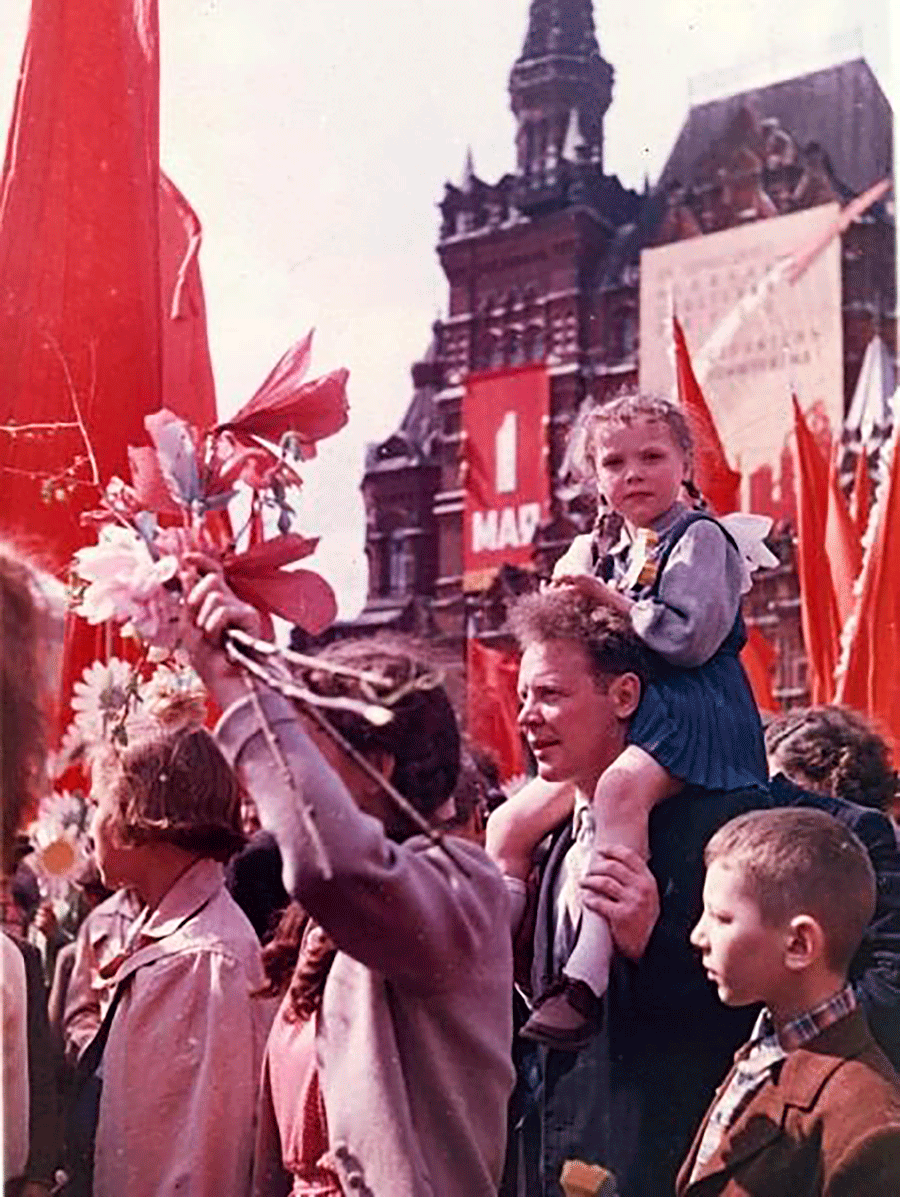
[639,203,843,523]
[461,364,550,591]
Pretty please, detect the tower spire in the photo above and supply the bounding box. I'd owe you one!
[510,0,613,179]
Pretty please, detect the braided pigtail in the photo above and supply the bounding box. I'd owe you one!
[591,503,624,566]
[682,477,708,511]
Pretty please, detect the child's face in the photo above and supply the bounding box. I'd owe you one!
[691,859,789,1008]
[592,416,687,528]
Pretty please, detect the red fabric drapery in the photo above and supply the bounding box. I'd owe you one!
[791,397,862,704]
[835,421,900,761]
[673,315,741,515]
[466,639,524,783]
[0,0,217,722]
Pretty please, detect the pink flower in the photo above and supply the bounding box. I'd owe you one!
[74,526,183,648]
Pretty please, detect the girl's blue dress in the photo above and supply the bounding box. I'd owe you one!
[597,507,768,794]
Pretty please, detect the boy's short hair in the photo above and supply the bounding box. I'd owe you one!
[109,727,245,862]
[705,808,876,973]
[507,588,651,690]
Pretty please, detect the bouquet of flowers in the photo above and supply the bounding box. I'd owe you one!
[73,331,347,646]
[68,335,464,872]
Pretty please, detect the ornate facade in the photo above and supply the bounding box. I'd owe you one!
[331,1,895,710]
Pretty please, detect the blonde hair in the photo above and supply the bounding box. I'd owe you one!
[705,808,876,973]
[567,392,697,495]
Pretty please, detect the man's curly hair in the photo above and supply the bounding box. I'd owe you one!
[506,588,651,690]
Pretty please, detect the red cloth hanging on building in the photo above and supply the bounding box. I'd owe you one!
[741,625,778,714]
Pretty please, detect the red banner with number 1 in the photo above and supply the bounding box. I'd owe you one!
[461,365,550,590]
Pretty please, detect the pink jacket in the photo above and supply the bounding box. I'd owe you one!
[93,859,273,1197]
[217,688,515,1197]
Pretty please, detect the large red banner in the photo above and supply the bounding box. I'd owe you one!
[462,365,550,590]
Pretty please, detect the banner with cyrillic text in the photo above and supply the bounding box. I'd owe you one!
[462,365,550,591]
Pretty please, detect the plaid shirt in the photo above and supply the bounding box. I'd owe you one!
[691,984,857,1180]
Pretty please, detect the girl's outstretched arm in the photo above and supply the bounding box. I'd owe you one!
[486,777,575,881]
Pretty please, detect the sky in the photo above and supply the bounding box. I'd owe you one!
[0,1,895,616]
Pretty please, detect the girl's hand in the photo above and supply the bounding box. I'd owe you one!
[553,573,633,614]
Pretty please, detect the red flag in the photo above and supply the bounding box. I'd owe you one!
[791,397,843,703]
[673,316,741,514]
[835,421,900,759]
[740,625,777,714]
[158,174,217,426]
[466,638,524,782]
[825,446,862,625]
[0,1,216,725]
[851,449,872,538]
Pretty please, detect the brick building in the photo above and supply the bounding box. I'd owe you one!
[338,0,895,710]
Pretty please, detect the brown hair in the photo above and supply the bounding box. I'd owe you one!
[705,807,876,973]
[107,726,245,862]
[302,634,461,823]
[507,588,651,691]
[1,544,59,870]
[765,705,898,814]
[258,634,462,1018]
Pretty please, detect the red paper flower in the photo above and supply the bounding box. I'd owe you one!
[217,333,349,456]
[223,534,337,635]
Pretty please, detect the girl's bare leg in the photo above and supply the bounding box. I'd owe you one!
[522,747,680,1048]
[566,745,680,992]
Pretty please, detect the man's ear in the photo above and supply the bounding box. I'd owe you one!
[607,672,642,719]
[784,914,825,973]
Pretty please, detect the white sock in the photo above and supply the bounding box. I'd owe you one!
[564,908,613,999]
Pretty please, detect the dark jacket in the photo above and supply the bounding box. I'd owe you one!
[225,829,289,943]
[676,1007,900,1196]
[510,784,768,1197]
[770,773,900,1069]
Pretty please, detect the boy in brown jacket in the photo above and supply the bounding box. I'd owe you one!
[679,807,900,1196]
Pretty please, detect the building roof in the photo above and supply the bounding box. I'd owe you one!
[598,57,893,289]
[659,58,892,197]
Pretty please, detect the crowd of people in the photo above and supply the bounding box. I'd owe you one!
[4,393,900,1196]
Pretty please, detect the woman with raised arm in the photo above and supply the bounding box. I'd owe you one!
[184,569,514,1197]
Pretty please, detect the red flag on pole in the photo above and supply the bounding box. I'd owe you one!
[825,446,863,626]
[850,449,872,539]
[834,419,900,758]
[673,315,741,514]
[466,638,524,782]
[791,397,845,703]
[0,0,216,721]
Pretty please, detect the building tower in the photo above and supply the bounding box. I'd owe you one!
[347,0,641,655]
[341,6,895,715]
